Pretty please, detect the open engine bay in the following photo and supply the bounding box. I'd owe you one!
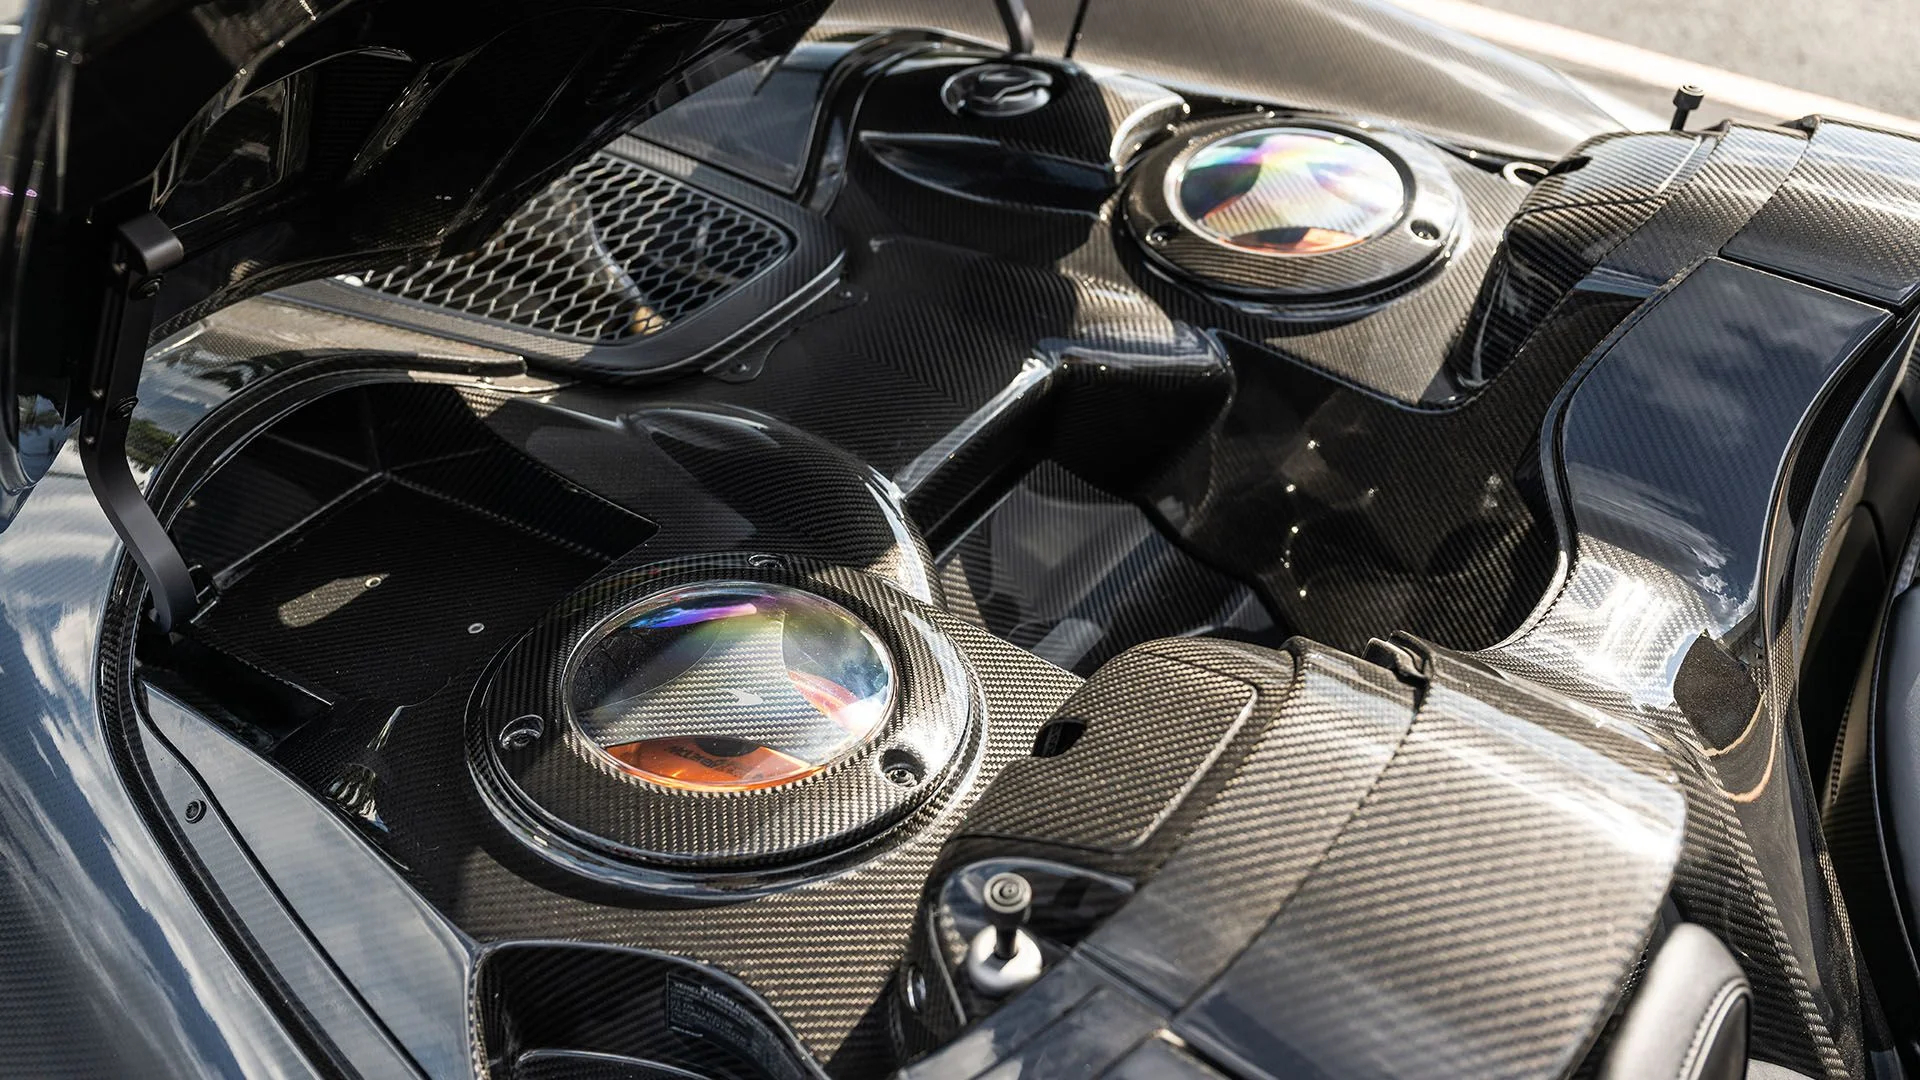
[13,0,1920,1077]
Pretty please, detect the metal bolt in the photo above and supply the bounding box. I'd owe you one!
[747,553,784,569]
[500,714,546,751]
[985,873,1031,911]
[184,799,206,824]
[364,575,384,589]
[135,277,163,299]
[1145,224,1178,247]
[983,872,1033,961]
[467,622,485,634]
[885,764,917,786]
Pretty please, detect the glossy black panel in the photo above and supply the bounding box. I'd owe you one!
[143,688,474,1078]
[1559,258,1888,634]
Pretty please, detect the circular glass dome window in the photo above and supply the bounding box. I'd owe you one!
[1173,127,1407,255]
[568,583,896,791]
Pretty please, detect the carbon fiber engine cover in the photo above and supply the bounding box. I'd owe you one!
[900,637,1687,1079]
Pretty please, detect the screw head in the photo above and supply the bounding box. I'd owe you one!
[135,277,163,299]
[183,799,206,824]
[499,714,546,751]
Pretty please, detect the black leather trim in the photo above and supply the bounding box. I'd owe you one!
[1598,923,1751,1080]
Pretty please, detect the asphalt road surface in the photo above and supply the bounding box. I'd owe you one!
[1467,0,1918,122]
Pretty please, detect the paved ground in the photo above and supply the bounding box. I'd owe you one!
[1469,0,1919,121]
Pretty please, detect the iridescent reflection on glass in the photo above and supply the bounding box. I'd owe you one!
[569,583,895,790]
[1175,128,1406,255]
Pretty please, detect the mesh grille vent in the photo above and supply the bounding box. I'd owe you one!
[351,154,791,344]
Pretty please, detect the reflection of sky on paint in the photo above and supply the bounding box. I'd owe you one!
[628,601,758,629]
[1180,129,1404,254]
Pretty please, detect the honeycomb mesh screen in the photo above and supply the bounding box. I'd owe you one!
[352,154,791,343]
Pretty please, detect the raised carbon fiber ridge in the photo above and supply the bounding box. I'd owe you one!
[904,639,1684,1080]
[953,647,1262,853]
[1726,119,1920,307]
[1169,647,1683,1080]
[1604,123,1808,287]
[1085,643,1413,1004]
[1453,129,1712,388]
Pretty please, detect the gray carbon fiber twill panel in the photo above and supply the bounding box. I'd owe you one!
[1604,123,1807,286]
[1523,130,1710,211]
[955,649,1262,851]
[1085,646,1414,1005]
[1725,119,1920,307]
[450,613,1082,1070]
[1174,150,1523,405]
[1170,649,1685,1080]
[1489,578,1849,1079]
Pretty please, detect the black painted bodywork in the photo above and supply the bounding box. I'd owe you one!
[5,1,1920,1078]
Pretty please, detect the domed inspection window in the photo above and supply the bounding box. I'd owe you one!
[568,583,896,791]
[1173,127,1407,255]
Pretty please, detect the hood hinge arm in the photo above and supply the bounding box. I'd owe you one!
[77,213,197,633]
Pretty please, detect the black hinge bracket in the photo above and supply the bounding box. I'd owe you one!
[77,213,197,632]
